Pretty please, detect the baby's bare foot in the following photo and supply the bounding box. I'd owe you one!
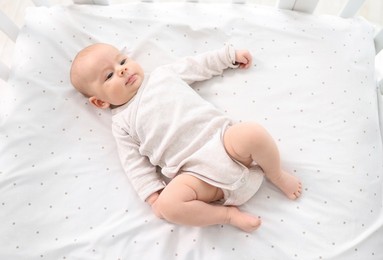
[269,170,302,200]
[226,207,261,233]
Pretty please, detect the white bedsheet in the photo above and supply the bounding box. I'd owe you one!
[1,2,382,259]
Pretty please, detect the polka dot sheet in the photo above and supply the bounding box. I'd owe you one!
[1,2,382,259]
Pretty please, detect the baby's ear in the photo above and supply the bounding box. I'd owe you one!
[89,96,110,109]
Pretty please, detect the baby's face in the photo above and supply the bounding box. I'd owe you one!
[81,44,144,107]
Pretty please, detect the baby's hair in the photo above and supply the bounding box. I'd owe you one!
[70,43,108,97]
[70,47,92,97]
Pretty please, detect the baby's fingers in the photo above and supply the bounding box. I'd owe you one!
[235,50,252,69]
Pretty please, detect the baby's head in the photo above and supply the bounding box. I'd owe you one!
[70,43,144,109]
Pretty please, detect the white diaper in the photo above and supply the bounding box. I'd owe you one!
[181,123,264,206]
[221,165,264,206]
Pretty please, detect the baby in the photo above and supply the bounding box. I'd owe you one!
[70,43,302,232]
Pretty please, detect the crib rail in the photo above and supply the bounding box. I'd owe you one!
[0,10,18,80]
[0,0,382,82]
[338,0,366,18]
[74,0,109,5]
[277,0,318,14]
[277,0,365,17]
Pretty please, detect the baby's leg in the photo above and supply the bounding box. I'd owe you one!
[152,174,261,232]
[224,122,302,199]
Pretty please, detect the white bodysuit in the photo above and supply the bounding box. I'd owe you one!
[112,45,263,205]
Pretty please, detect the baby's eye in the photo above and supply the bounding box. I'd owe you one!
[106,72,113,81]
[120,59,127,65]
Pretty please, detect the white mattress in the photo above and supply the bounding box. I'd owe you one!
[1,2,382,259]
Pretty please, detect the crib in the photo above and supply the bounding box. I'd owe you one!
[0,0,382,259]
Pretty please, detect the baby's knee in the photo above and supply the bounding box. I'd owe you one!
[151,195,181,222]
[227,122,264,141]
[241,122,268,139]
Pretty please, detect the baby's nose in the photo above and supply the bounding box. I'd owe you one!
[119,67,128,76]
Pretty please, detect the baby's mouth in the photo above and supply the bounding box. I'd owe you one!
[126,74,137,86]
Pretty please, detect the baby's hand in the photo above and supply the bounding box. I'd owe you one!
[147,192,164,219]
[235,49,252,69]
[146,192,160,206]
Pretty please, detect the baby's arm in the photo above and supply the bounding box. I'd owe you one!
[112,124,166,203]
[164,45,252,84]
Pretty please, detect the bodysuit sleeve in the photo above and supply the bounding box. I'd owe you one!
[164,45,239,85]
[112,122,166,202]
